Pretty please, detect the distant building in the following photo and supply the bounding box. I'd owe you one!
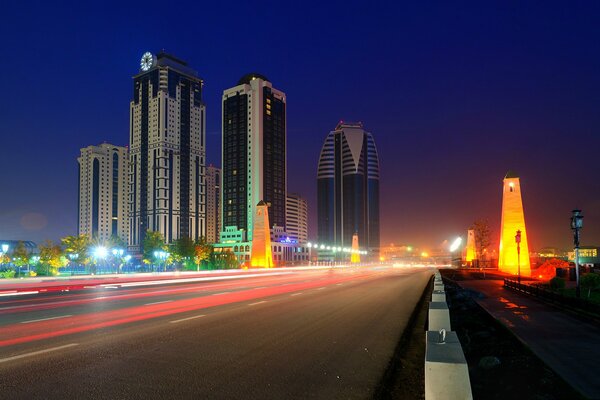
[286,193,308,244]
[317,122,380,254]
[206,165,221,243]
[78,144,129,242]
[129,51,206,250]
[568,246,600,266]
[0,240,38,255]
[221,74,286,241]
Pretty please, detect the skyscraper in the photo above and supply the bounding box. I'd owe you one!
[317,122,380,253]
[286,193,308,243]
[498,171,531,276]
[129,51,206,250]
[78,143,129,242]
[206,165,221,243]
[221,74,286,241]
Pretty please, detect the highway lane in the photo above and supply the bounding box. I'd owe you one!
[0,266,433,399]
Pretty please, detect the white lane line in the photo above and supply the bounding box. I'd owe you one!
[102,286,119,289]
[212,292,230,296]
[248,301,268,306]
[20,315,73,324]
[316,287,326,290]
[253,287,267,290]
[169,314,206,324]
[290,292,303,296]
[0,291,39,297]
[83,286,97,289]
[144,300,173,306]
[336,283,343,286]
[0,343,79,364]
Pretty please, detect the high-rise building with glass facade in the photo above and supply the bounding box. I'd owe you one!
[129,51,206,250]
[317,122,380,253]
[206,165,221,243]
[221,74,286,241]
[78,143,129,242]
[286,193,308,244]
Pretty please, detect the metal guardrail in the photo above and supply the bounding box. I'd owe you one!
[504,278,600,315]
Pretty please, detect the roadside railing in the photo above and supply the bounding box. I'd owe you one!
[504,278,600,315]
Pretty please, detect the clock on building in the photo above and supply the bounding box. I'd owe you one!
[140,52,156,71]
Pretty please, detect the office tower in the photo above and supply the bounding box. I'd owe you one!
[498,171,531,276]
[286,193,308,243]
[206,165,221,243]
[78,143,129,242]
[129,51,206,250]
[221,74,286,241]
[317,122,380,252]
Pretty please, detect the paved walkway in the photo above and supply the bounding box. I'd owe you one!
[459,279,600,399]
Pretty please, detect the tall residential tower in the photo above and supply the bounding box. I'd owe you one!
[206,165,221,243]
[129,51,206,250]
[286,193,308,243]
[317,122,380,253]
[221,74,286,241]
[78,144,129,242]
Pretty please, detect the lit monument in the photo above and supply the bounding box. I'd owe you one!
[250,201,273,268]
[498,171,531,276]
[351,233,360,264]
[465,229,476,263]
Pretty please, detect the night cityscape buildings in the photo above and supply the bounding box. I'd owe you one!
[205,165,221,244]
[77,143,129,242]
[128,52,207,251]
[221,74,286,242]
[286,193,308,244]
[317,122,380,254]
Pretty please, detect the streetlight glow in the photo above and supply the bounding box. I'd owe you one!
[449,237,462,252]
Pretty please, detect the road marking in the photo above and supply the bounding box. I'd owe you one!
[0,343,79,364]
[336,283,343,286]
[290,292,303,296]
[0,291,39,297]
[103,286,119,289]
[248,301,267,306]
[253,287,267,290]
[169,314,206,324]
[144,300,173,306]
[83,286,97,289]
[316,287,326,290]
[21,315,73,324]
[212,292,230,296]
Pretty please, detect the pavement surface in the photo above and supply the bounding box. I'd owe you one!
[459,279,600,399]
[0,266,433,399]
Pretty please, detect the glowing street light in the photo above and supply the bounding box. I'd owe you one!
[449,237,462,252]
[93,246,108,259]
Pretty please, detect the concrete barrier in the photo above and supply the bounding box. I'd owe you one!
[428,302,451,331]
[433,283,444,292]
[425,330,473,400]
[431,290,446,302]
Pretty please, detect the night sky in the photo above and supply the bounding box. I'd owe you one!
[2,1,600,251]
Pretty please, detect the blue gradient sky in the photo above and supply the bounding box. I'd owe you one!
[1,1,600,250]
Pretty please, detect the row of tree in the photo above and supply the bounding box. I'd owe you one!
[0,231,240,277]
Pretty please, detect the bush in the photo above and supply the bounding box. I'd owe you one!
[549,277,565,290]
[0,270,16,279]
[581,273,600,291]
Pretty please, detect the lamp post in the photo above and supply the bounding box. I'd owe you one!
[515,230,522,284]
[68,253,79,275]
[93,246,108,275]
[571,209,584,298]
[153,250,169,272]
[112,248,124,274]
[0,243,9,268]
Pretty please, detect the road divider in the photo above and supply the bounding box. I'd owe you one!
[425,270,472,400]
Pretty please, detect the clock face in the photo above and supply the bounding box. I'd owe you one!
[140,52,155,71]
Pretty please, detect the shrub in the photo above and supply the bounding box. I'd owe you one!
[0,270,16,279]
[581,273,600,297]
[549,277,565,290]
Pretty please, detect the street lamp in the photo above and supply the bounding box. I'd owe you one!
[93,246,108,275]
[153,250,169,272]
[0,244,8,268]
[68,253,79,276]
[571,209,584,298]
[515,230,522,284]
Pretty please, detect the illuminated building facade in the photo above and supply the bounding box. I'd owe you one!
[317,122,380,254]
[206,165,221,243]
[498,171,531,275]
[286,193,308,244]
[221,74,286,241]
[129,51,206,250]
[78,144,129,243]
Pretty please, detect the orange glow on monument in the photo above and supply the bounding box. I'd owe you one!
[498,172,531,276]
[351,233,360,264]
[250,201,273,268]
[465,229,476,262]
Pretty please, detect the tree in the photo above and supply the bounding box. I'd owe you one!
[472,219,491,266]
[193,237,213,271]
[38,240,66,276]
[107,235,127,249]
[171,237,196,269]
[210,250,238,270]
[12,241,30,274]
[61,234,91,266]
[581,273,600,298]
[142,231,166,266]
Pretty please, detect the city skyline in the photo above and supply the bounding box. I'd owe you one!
[2,2,600,250]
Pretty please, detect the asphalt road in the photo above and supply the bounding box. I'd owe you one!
[0,266,433,399]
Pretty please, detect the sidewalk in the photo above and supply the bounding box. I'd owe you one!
[458,279,600,399]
